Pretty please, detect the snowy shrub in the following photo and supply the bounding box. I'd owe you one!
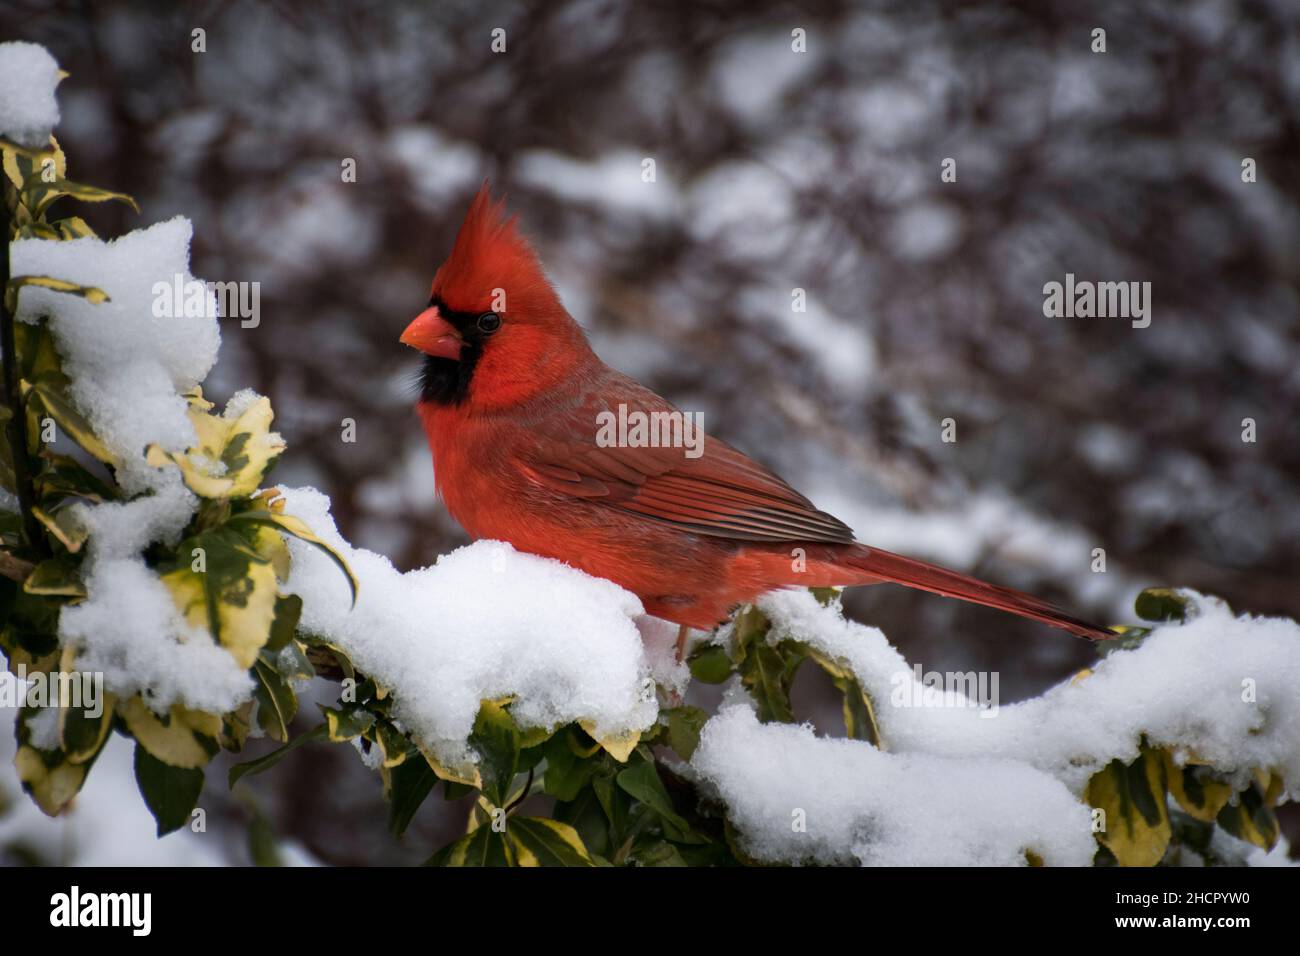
[0,43,1295,866]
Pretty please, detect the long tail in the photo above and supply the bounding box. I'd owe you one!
[843,545,1117,641]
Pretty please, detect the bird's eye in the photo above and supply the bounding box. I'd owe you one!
[476,312,502,334]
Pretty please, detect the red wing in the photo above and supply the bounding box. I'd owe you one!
[522,429,855,545]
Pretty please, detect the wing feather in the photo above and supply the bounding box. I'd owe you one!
[522,396,854,544]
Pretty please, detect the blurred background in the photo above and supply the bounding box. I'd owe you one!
[1,0,1297,864]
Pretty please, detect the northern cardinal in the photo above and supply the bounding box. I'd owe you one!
[402,186,1114,648]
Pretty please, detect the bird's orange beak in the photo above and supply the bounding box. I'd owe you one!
[400,305,463,360]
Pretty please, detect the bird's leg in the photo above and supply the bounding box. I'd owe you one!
[675,624,690,663]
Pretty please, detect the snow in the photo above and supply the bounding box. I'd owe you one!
[11,209,259,715]
[753,589,1300,795]
[278,486,686,771]
[692,705,1096,866]
[0,42,61,149]
[11,218,220,494]
[59,558,255,715]
[689,591,1300,865]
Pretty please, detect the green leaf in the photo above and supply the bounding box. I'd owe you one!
[269,640,315,681]
[739,640,801,724]
[1134,588,1191,623]
[35,451,117,503]
[375,721,414,768]
[134,745,204,837]
[252,658,297,742]
[470,700,521,808]
[58,690,113,763]
[264,594,302,653]
[687,643,732,684]
[554,784,611,858]
[665,706,708,760]
[731,604,803,723]
[21,557,85,598]
[148,395,283,500]
[616,757,702,844]
[507,817,596,867]
[427,822,514,867]
[630,838,689,867]
[385,754,439,837]
[319,703,375,742]
[228,724,327,789]
[15,320,62,384]
[542,730,598,801]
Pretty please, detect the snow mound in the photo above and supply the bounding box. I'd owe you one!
[0,42,61,149]
[691,705,1096,866]
[279,487,678,769]
[11,218,220,494]
[757,589,1300,794]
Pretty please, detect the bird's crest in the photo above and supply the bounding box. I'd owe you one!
[430,182,561,317]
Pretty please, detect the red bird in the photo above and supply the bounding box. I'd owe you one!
[402,186,1114,650]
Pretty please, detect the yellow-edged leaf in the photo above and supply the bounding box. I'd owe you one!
[160,528,279,669]
[146,395,285,501]
[22,557,86,597]
[15,745,85,816]
[1087,746,1170,867]
[30,505,89,554]
[22,378,117,465]
[578,720,640,763]
[26,174,139,218]
[1162,750,1233,823]
[118,696,220,769]
[9,274,110,305]
[507,817,596,867]
[227,509,357,606]
[1216,780,1280,851]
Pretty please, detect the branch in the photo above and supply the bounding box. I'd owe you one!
[1,184,48,558]
[0,549,33,582]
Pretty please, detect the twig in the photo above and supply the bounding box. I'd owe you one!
[0,549,33,581]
